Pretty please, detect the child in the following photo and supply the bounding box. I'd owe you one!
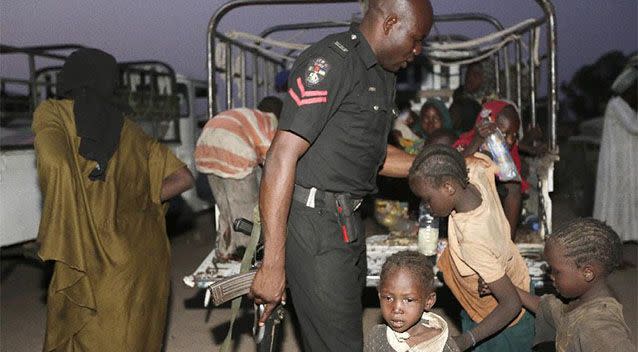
[516,218,635,351]
[408,144,534,351]
[454,100,526,240]
[425,128,458,147]
[365,251,460,352]
[449,96,482,134]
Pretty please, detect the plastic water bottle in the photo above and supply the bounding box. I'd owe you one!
[480,110,521,182]
[418,202,439,256]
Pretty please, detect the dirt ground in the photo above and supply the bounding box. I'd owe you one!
[1,192,636,351]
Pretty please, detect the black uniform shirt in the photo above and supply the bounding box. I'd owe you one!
[278,25,397,198]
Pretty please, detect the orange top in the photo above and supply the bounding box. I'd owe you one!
[439,153,530,325]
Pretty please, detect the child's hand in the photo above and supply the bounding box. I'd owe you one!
[452,333,473,351]
[478,277,492,297]
[475,121,497,140]
[463,122,497,157]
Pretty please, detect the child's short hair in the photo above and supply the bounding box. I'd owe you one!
[449,96,481,132]
[409,143,469,188]
[497,104,521,126]
[380,251,435,292]
[547,218,622,275]
[425,128,457,147]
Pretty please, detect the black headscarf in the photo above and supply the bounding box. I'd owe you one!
[58,48,129,181]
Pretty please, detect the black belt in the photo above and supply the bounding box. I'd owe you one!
[292,184,362,210]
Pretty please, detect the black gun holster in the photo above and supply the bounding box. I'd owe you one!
[335,193,362,244]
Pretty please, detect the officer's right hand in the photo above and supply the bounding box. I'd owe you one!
[249,264,286,326]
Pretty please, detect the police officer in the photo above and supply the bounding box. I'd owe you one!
[250,0,433,350]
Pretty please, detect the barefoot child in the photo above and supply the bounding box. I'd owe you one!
[408,144,534,351]
[516,218,635,351]
[365,251,460,352]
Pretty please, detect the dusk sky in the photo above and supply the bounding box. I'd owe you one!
[2,0,637,91]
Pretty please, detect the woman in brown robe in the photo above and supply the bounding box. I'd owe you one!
[33,48,193,351]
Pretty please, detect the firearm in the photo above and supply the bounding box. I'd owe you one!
[206,218,285,350]
[205,217,260,306]
[206,269,257,306]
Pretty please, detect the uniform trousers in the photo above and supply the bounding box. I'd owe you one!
[286,197,367,352]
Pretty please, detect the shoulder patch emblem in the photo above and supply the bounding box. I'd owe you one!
[305,57,330,86]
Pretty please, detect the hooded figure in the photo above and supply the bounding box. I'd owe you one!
[57,48,129,181]
[33,47,192,351]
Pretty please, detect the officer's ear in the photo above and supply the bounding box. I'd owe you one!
[383,15,398,35]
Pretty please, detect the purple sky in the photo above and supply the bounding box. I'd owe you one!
[2,0,636,88]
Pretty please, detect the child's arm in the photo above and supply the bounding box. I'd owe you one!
[516,287,540,314]
[479,278,540,314]
[454,274,522,351]
[460,122,497,157]
[501,182,522,240]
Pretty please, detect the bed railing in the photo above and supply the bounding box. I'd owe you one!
[0,45,182,147]
[205,0,558,235]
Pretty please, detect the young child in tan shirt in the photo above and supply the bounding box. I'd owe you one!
[514,218,635,351]
[365,251,459,352]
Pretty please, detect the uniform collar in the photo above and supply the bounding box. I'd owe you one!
[349,24,378,69]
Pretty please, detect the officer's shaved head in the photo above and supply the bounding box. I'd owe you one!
[367,0,422,16]
[360,0,433,72]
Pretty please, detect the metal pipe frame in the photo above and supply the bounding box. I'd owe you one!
[240,49,247,107]
[528,29,537,128]
[494,52,501,97]
[260,21,350,38]
[252,53,259,107]
[433,12,510,91]
[216,32,288,64]
[515,40,523,114]
[504,43,512,101]
[207,0,357,117]
[534,0,558,151]
[206,0,558,150]
[1,44,83,110]
[0,44,85,60]
[214,33,290,111]
[209,8,514,115]
[225,41,232,109]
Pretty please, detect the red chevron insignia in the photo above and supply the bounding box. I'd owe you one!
[288,77,327,106]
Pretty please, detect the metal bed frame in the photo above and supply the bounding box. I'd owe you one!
[204,0,559,236]
[0,45,182,146]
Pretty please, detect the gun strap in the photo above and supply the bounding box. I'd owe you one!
[220,205,261,352]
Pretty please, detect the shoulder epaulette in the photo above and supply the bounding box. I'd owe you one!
[327,33,356,59]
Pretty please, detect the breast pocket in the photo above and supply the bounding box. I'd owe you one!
[355,94,392,149]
